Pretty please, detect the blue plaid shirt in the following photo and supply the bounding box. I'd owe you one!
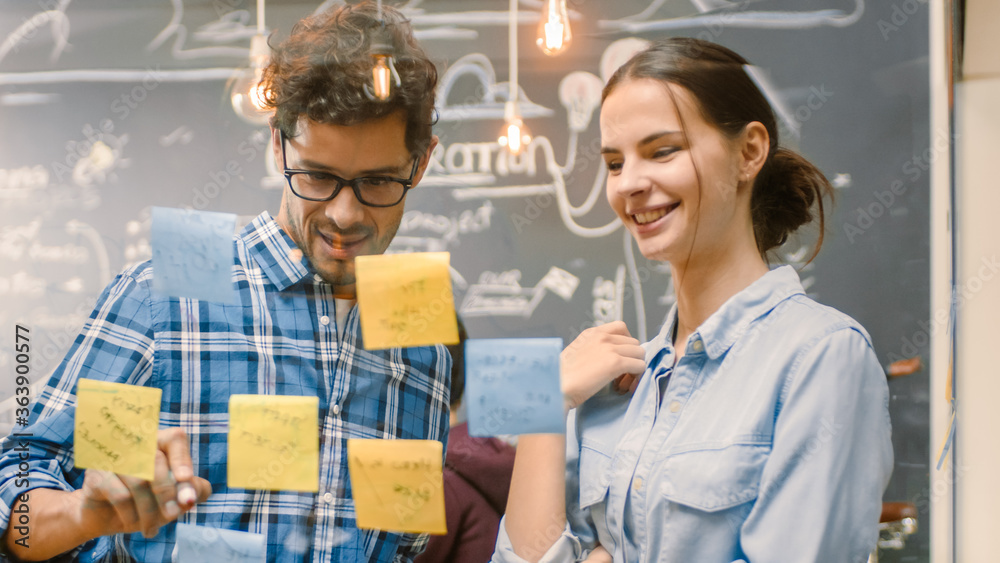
[0,212,451,562]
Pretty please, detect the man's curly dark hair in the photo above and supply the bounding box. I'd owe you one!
[261,1,438,156]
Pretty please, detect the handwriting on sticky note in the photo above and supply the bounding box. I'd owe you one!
[355,252,458,350]
[465,338,565,437]
[347,439,446,535]
[74,379,161,480]
[228,395,319,492]
[151,206,236,304]
[175,523,265,562]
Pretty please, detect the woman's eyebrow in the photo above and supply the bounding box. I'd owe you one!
[601,130,683,154]
[638,130,682,147]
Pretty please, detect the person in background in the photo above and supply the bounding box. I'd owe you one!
[495,37,893,563]
[0,3,449,561]
[416,319,517,563]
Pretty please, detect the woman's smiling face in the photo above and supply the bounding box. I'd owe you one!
[601,78,749,265]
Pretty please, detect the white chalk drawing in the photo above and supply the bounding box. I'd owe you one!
[65,220,112,288]
[592,265,626,326]
[311,0,586,41]
[832,173,852,189]
[436,54,553,122]
[392,201,496,253]
[0,165,49,201]
[598,0,865,33]
[742,65,801,139]
[780,243,817,294]
[147,0,251,60]
[0,92,60,106]
[160,126,195,147]
[600,37,651,83]
[71,136,129,187]
[460,266,579,318]
[623,230,649,342]
[427,53,622,238]
[0,0,73,68]
[124,209,153,264]
[0,272,47,299]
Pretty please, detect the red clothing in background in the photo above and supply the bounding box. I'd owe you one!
[416,422,516,563]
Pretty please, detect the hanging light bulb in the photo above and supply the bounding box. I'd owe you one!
[372,56,392,100]
[537,0,572,56]
[365,25,401,102]
[231,31,272,124]
[498,101,532,155]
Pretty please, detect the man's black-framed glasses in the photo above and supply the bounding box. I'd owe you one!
[280,131,418,207]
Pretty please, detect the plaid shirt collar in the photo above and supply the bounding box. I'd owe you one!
[243,211,313,291]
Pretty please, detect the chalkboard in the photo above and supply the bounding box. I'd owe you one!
[0,1,933,560]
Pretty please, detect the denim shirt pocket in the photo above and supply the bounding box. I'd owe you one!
[578,442,615,509]
[659,442,770,512]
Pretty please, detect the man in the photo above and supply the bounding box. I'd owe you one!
[0,3,449,561]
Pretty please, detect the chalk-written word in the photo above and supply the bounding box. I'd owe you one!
[398,201,495,244]
[0,273,46,298]
[0,166,48,193]
[423,137,550,184]
[460,267,579,318]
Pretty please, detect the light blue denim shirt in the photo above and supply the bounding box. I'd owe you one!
[494,266,893,563]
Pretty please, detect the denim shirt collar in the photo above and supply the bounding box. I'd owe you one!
[651,265,806,360]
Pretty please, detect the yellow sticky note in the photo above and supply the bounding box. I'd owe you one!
[347,439,446,535]
[74,379,162,481]
[355,252,458,350]
[227,395,319,492]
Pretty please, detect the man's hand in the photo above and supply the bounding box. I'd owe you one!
[561,321,646,410]
[79,428,211,538]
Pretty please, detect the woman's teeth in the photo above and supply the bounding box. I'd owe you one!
[634,206,670,225]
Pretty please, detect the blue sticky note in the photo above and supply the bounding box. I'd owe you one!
[465,338,565,437]
[174,523,265,562]
[152,207,235,304]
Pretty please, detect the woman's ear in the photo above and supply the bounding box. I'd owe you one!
[741,121,770,180]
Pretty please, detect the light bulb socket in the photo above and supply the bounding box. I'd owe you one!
[369,24,395,57]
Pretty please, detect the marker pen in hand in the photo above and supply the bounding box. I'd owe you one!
[167,470,198,507]
[176,481,197,507]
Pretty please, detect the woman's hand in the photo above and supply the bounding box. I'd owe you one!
[582,544,613,563]
[561,321,647,410]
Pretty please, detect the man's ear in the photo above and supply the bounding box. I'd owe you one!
[270,126,282,166]
[410,135,439,189]
[741,121,769,181]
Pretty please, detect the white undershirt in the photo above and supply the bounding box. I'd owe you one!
[334,298,355,341]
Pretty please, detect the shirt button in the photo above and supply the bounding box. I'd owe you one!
[320,315,330,325]
[691,339,704,353]
[313,274,323,283]
[669,401,681,413]
[323,492,334,504]
[633,477,643,492]
[331,403,341,415]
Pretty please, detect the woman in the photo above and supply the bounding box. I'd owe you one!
[493,38,893,563]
